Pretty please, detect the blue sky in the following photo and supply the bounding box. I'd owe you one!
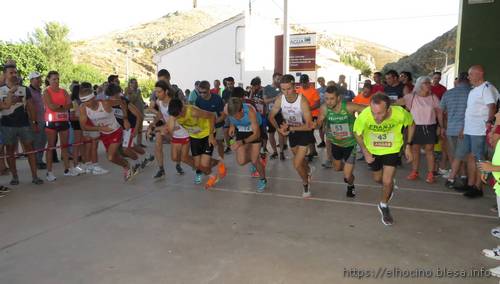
[0,0,459,54]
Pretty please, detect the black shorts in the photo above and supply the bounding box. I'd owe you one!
[368,153,400,172]
[236,129,262,144]
[70,120,81,131]
[267,112,284,133]
[413,124,438,145]
[190,136,214,157]
[331,144,356,164]
[45,121,70,132]
[288,131,315,148]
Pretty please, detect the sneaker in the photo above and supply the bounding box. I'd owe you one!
[32,177,44,185]
[147,154,155,162]
[132,163,142,175]
[406,170,419,180]
[218,161,227,179]
[124,168,133,182]
[249,164,257,175]
[438,168,449,176]
[317,141,326,148]
[74,164,86,175]
[140,159,147,169]
[482,246,500,260]
[224,147,231,154]
[270,152,278,160]
[302,184,311,198]
[425,172,435,183]
[46,172,57,182]
[176,164,184,175]
[346,184,356,198]
[257,179,267,193]
[491,227,500,239]
[463,187,483,198]
[0,192,6,198]
[251,169,260,178]
[378,204,394,226]
[205,175,219,189]
[153,168,165,179]
[445,179,455,189]
[194,172,203,184]
[64,168,80,177]
[91,164,109,175]
[9,177,19,186]
[489,266,500,278]
[279,152,285,161]
[321,160,333,168]
[0,186,11,193]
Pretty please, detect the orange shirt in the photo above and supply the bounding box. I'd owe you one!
[297,86,320,117]
[352,93,372,105]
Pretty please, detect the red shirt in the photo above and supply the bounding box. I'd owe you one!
[371,83,384,95]
[431,84,447,99]
[210,88,220,95]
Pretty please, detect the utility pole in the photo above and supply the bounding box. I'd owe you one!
[283,0,288,75]
[193,0,197,8]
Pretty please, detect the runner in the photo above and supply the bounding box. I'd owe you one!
[269,74,315,198]
[226,97,267,192]
[297,74,320,161]
[317,86,366,197]
[263,72,286,160]
[43,71,80,181]
[353,93,415,226]
[105,84,153,172]
[78,86,137,181]
[148,80,193,179]
[167,98,226,189]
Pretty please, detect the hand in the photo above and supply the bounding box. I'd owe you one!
[160,125,169,136]
[124,120,131,130]
[480,173,489,184]
[208,135,217,147]
[404,145,413,163]
[479,161,494,172]
[440,128,446,138]
[228,126,235,137]
[278,123,290,136]
[458,129,464,139]
[364,152,375,164]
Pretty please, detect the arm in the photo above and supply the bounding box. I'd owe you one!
[435,107,445,137]
[488,103,496,124]
[316,105,327,126]
[268,96,282,132]
[25,98,38,132]
[79,105,102,132]
[354,133,374,164]
[43,89,71,112]
[128,103,143,130]
[346,102,367,114]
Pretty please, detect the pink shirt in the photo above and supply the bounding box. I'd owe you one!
[403,93,439,125]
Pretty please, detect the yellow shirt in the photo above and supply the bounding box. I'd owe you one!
[176,105,211,139]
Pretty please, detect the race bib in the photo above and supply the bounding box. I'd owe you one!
[329,123,351,139]
[370,132,395,148]
[286,115,302,127]
[237,125,252,132]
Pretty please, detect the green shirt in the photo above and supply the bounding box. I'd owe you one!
[493,142,500,195]
[324,101,357,147]
[353,106,413,155]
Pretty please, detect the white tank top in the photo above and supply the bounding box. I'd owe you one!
[158,100,189,138]
[281,94,304,127]
[85,101,120,134]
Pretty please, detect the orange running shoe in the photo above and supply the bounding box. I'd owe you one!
[205,175,219,189]
[218,161,227,179]
[425,172,435,183]
[406,170,419,180]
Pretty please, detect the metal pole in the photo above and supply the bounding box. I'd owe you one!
[283,0,288,75]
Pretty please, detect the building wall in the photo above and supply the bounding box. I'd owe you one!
[155,18,245,91]
[457,0,500,87]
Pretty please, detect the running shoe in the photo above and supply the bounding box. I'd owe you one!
[279,152,285,161]
[489,266,500,278]
[153,168,165,179]
[132,163,142,175]
[32,177,44,185]
[482,246,500,260]
[406,170,418,180]
[0,186,11,193]
[176,164,185,175]
[378,204,393,226]
[346,184,356,198]
[257,179,267,193]
[425,172,435,183]
[194,172,203,184]
[124,168,133,182]
[492,227,500,239]
[46,172,57,182]
[249,164,257,175]
[205,175,219,189]
[64,168,80,177]
[218,161,227,179]
[302,184,311,198]
[9,177,19,185]
[91,164,109,175]
[74,164,86,175]
[270,152,278,159]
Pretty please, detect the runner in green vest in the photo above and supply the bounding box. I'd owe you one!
[317,86,366,198]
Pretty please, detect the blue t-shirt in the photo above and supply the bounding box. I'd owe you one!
[195,94,225,128]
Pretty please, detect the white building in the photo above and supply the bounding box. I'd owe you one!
[153,12,281,90]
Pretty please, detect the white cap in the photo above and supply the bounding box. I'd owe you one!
[28,71,41,80]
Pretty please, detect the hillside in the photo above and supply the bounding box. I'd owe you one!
[382,26,457,77]
[72,8,406,80]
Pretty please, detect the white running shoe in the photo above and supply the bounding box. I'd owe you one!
[46,172,57,182]
[489,266,500,278]
[91,164,109,175]
[84,162,94,174]
[74,164,86,175]
[64,168,80,177]
[482,246,500,260]
[491,227,500,239]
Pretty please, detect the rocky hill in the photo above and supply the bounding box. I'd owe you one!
[72,7,406,80]
[382,26,457,77]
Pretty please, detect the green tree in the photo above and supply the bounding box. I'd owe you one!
[0,42,48,79]
[30,22,72,70]
[138,79,156,100]
[60,64,106,87]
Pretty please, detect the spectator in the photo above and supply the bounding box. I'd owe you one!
[431,71,447,100]
[211,79,221,95]
[0,62,43,185]
[28,72,47,170]
[400,71,414,95]
[371,72,384,94]
[457,65,499,198]
[384,70,405,101]
[188,81,201,105]
[353,83,373,106]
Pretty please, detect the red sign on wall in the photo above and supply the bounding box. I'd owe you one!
[289,33,316,72]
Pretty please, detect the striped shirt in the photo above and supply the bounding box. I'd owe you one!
[439,83,471,136]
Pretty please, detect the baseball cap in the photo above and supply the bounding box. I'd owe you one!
[28,72,41,80]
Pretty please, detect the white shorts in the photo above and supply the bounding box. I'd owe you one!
[83,130,100,139]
